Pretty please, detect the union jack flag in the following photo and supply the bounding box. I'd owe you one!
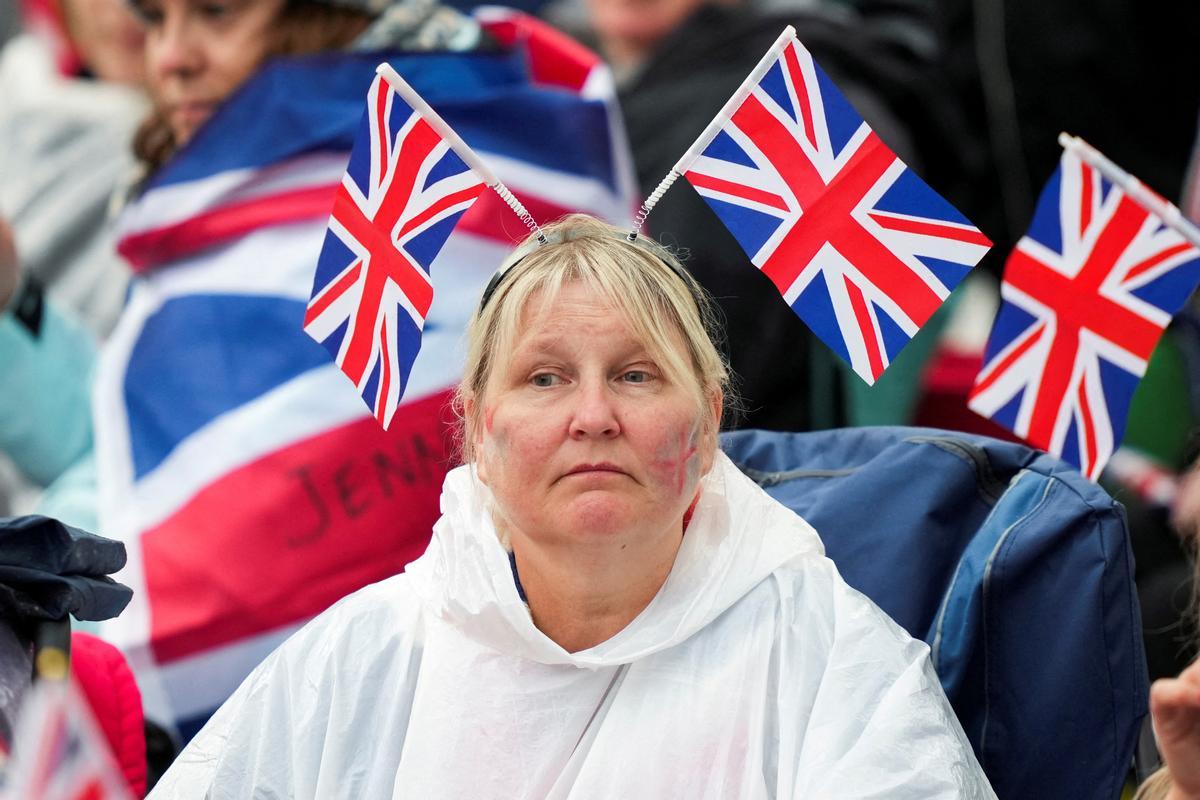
[303,71,487,429]
[676,29,990,383]
[4,682,132,800]
[968,147,1200,480]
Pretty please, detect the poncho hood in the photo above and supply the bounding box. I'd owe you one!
[405,451,822,667]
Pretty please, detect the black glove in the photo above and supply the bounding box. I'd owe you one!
[0,515,132,623]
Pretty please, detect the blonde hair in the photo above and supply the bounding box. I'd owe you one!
[456,214,731,463]
[1133,766,1171,800]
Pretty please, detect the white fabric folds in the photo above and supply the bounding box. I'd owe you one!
[150,452,995,798]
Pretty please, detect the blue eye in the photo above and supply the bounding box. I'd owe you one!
[623,371,651,384]
[531,373,559,387]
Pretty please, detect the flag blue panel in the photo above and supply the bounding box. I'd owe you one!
[1130,256,1200,315]
[126,296,328,479]
[759,60,797,123]
[794,271,852,364]
[876,302,912,363]
[423,150,472,192]
[874,168,972,226]
[1025,167,1064,254]
[1098,357,1140,445]
[699,197,784,261]
[811,63,861,155]
[702,130,758,170]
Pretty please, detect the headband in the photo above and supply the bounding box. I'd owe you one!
[476,227,701,314]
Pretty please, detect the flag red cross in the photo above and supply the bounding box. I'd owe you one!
[703,46,989,379]
[311,95,480,387]
[682,40,991,383]
[734,99,943,323]
[975,190,1165,448]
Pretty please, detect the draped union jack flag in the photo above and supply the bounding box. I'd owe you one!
[678,32,990,384]
[968,148,1200,480]
[101,33,634,738]
[304,72,487,429]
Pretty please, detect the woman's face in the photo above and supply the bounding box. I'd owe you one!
[475,281,718,552]
[138,0,286,146]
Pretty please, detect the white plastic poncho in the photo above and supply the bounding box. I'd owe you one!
[151,452,995,798]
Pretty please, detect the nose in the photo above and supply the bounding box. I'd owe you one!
[148,11,202,82]
[568,378,621,440]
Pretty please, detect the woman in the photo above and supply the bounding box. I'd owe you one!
[128,0,476,168]
[151,215,994,798]
[0,0,482,525]
[0,0,147,337]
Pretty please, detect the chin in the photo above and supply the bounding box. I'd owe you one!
[561,494,676,544]
[172,126,195,147]
[559,495,644,540]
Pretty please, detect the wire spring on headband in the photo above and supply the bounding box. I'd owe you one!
[492,183,547,244]
[628,170,681,241]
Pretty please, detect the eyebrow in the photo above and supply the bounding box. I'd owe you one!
[509,341,662,379]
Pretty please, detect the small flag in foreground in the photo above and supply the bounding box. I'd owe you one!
[4,681,132,800]
[968,137,1200,480]
[672,26,990,384]
[304,65,489,429]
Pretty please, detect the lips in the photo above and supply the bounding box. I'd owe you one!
[564,463,627,477]
[169,101,218,138]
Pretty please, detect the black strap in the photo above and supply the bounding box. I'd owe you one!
[507,550,527,603]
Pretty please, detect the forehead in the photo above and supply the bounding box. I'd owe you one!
[511,283,645,352]
[488,281,700,401]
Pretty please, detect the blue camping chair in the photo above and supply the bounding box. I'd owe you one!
[720,426,1148,800]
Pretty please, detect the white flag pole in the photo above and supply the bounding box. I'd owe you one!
[376,63,545,243]
[673,25,797,174]
[1058,132,1200,250]
[377,63,498,185]
[629,25,797,239]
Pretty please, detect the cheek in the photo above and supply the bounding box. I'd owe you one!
[480,406,553,481]
[145,37,167,88]
[221,45,261,91]
[482,429,505,467]
[648,421,703,497]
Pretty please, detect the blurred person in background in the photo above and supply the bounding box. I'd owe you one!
[0,0,478,717]
[1,0,633,757]
[0,0,487,535]
[0,0,148,337]
[0,0,148,522]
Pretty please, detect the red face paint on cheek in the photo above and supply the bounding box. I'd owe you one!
[678,428,701,495]
[484,407,495,434]
[653,427,701,496]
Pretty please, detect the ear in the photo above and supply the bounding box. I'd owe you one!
[464,395,491,485]
[699,386,723,474]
